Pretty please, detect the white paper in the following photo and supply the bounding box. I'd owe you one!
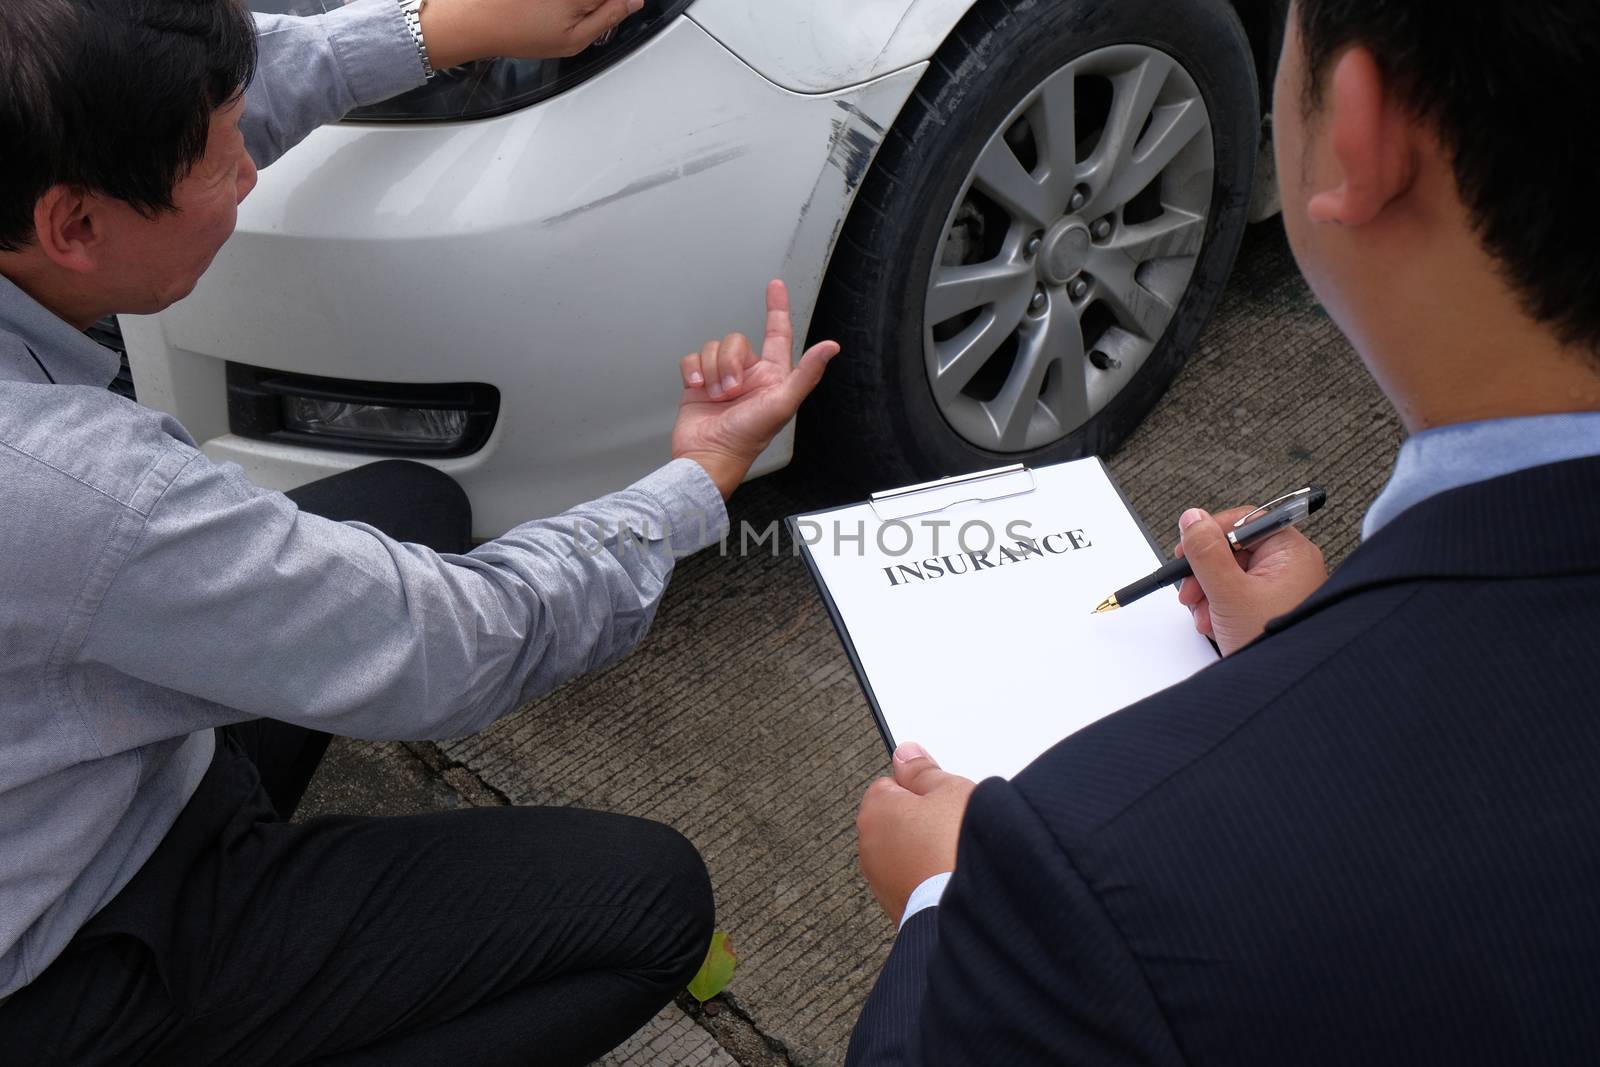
[798,458,1218,781]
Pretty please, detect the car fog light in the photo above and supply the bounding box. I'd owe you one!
[282,399,470,448]
[227,363,498,458]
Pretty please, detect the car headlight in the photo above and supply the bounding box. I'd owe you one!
[255,0,693,122]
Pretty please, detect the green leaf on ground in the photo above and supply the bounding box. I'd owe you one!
[686,930,737,1002]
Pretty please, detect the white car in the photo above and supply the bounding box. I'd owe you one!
[115,0,1284,536]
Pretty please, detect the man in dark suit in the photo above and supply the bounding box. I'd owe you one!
[848,0,1600,1062]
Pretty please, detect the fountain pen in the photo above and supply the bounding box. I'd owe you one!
[1092,486,1328,614]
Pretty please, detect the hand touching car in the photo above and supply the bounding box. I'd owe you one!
[672,280,841,499]
[422,0,646,70]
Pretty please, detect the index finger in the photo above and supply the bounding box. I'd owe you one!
[762,279,793,366]
[858,776,912,822]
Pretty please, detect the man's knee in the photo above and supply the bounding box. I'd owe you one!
[358,460,471,525]
[636,819,715,983]
[361,459,465,501]
[288,459,472,550]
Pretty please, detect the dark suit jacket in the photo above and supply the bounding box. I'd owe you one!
[848,457,1600,1066]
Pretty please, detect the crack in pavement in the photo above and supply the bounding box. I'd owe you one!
[403,741,513,808]
[679,992,798,1067]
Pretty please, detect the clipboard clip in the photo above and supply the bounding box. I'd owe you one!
[869,464,1038,522]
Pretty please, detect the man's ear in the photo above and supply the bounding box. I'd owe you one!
[31,185,106,274]
[1306,46,1415,228]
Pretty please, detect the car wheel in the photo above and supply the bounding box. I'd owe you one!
[806,0,1259,489]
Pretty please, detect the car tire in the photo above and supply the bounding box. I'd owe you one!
[805,0,1259,490]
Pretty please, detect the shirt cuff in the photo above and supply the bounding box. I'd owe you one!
[899,871,953,930]
[323,0,430,106]
[629,458,730,556]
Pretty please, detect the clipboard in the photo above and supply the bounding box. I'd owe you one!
[787,458,1216,781]
[865,460,1171,553]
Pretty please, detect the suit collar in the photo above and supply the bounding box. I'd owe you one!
[1269,456,1600,633]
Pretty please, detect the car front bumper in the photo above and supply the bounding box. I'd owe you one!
[121,16,921,536]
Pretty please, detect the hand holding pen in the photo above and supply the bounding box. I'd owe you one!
[1095,487,1331,657]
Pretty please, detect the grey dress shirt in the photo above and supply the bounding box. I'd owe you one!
[0,0,726,1000]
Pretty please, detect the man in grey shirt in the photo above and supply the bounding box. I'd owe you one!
[0,0,839,1062]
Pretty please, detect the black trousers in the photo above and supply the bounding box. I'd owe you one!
[1,462,713,1066]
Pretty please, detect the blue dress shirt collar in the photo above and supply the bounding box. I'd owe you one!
[1363,412,1600,540]
[0,272,119,387]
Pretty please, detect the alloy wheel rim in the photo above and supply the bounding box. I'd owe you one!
[923,44,1216,453]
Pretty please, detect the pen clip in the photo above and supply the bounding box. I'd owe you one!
[1233,487,1317,528]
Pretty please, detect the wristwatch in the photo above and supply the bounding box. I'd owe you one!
[398,0,435,80]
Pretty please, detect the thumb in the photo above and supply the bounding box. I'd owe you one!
[1178,508,1248,602]
[892,742,954,795]
[782,340,840,406]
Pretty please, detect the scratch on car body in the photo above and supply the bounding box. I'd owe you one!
[834,101,888,138]
[867,0,923,80]
[782,103,887,271]
[539,144,750,228]
[825,106,881,193]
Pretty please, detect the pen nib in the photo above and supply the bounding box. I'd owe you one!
[1092,595,1120,615]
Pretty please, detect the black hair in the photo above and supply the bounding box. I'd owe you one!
[1294,0,1600,355]
[0,0,257,251]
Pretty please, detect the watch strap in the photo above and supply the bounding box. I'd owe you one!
[399,0,435,80]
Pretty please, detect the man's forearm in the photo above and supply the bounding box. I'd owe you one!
[845,909,939,1066]
[243,0,427,169]
[84,456,728,743]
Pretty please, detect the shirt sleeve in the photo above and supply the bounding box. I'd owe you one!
[79,454,727,742]
[899,872,952,930]
[244,0,428,169]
